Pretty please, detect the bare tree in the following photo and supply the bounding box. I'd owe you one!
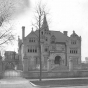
[0,0,30,47]
[32,2,49,81]
[32,2,48,30]
[0,26,15,46]
[0,0,30,26]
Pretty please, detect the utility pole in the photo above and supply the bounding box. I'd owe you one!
[39,15,42,81]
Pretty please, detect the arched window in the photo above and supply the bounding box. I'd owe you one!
[54,56,61,64]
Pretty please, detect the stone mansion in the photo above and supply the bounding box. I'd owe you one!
[18,15,81,72]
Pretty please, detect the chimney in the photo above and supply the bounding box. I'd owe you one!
[63,31,68,36]
[22,26,25,42]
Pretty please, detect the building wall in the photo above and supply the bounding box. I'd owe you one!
[67,35,81,66]
[18,24,81,71]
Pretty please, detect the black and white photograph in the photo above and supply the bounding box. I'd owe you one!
[0,0,88,88]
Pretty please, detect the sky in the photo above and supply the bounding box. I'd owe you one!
[6,0,88,61]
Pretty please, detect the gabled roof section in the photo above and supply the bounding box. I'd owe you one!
[70,31,81,41]
[34,30,39,37]
[25,29,38,38]
[50,31,69,42]
[70,31,79,37]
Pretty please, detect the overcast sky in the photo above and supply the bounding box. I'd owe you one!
[6,0,88,61]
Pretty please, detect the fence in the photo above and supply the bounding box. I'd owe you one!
[22,70,88,79]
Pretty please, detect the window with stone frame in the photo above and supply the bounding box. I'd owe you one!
[45,37,48,41]
[30,49,32,52]
[70,48,78,54]
[44,46,49,52]
[71,40,77,44]
[27,46,37,53]
[35,49,37,53]
[45,48,48,52]
[29,37,35,43]
[28,49,29,52]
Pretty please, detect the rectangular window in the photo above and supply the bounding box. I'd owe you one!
[71,40,76,44]
[30,49,32,52]
[45,48,48,52]
[35,49,37,53]
[27,46,37,53]
[28,49,29,52]
[70,48,78,54]
[29,38,35,42]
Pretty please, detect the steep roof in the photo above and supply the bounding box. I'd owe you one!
[25,30,38,38]
[50,31,69,42]
[24,14,70,43]
[41,14,49,31]
[33,30,69,42]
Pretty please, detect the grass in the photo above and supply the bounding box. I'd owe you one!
[31,79,88,87]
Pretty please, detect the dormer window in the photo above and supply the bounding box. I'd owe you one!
[51,35,55,43]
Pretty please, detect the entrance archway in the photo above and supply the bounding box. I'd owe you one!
[54,56,61,64]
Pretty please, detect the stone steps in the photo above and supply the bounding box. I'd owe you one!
[51,65,69,71]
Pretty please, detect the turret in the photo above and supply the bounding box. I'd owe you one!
[41,13,49,30]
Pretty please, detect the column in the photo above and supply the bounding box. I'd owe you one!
[47,59,51,71]
[69,57,73,71]
[23,54,28,72]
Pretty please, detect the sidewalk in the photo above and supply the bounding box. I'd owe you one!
[29,77,88,81]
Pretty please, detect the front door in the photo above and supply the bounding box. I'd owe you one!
[54,56,61,65]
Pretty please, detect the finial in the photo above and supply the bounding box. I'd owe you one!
[31,27,33,32]
[73,30,75,33]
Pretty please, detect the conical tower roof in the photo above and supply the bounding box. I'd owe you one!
[41,13,49,30]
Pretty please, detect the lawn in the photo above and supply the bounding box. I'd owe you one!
[31,79,88,87]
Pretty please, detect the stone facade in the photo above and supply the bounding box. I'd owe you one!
[18,15,81,72]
